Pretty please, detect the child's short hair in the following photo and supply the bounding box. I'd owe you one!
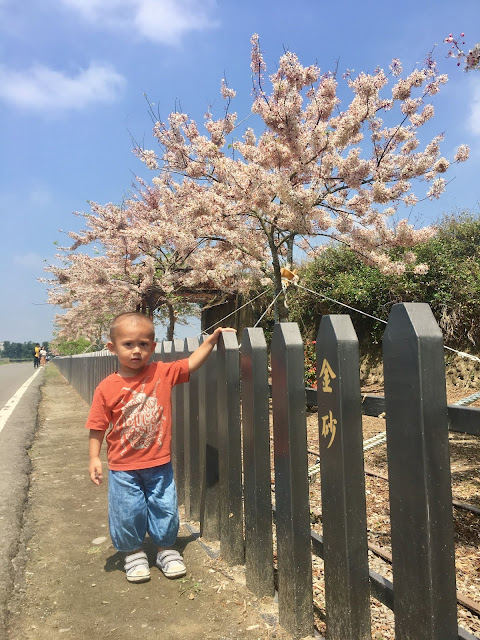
[109,312,155,342]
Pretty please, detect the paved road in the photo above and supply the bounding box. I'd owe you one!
[0,363,45,634]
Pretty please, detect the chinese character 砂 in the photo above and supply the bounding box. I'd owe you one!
[321,410,337,448]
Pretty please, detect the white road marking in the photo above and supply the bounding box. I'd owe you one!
[0,368,42,434]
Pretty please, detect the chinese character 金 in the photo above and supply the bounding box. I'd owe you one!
[319,358,336,393]
[321,410,337,448]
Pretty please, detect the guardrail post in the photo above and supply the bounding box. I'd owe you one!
[316,315,371,639]
[271,323,313,639]
[172,338,186,506]
[199,338,220,540]
[241,328,274,597]
[383,303,457,640]
[217,331,244,565]
[184,337,201,521]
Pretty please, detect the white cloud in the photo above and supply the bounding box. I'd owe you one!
[60,0,132,21]
[28,185,54,208]
[467,76,480,136]
[59,0,219,44]
[13,252,45,269]
[0,62,126,112]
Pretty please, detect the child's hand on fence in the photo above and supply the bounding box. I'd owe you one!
[189,328,237,373]
[210,327,236,344]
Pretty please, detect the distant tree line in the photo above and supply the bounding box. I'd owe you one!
[0,341,50,360]
[52,337,92,356]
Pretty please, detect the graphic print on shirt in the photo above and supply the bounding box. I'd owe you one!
[115,378,166,456]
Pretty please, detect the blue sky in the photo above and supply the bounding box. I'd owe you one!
[1,0,479,344]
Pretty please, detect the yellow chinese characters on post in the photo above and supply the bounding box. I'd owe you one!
[321,410,337,448]
[319,358,336,393]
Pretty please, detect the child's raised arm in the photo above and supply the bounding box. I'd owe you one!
[188,327,236,373]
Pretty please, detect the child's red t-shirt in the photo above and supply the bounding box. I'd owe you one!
[86,359,190,471]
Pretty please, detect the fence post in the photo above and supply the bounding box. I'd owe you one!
[161,340,172,362]
[217,331,244,565]
[271,323,313,639]
[154,340,171,363]
[383,303,457,640]
[241,328,274,597]
[199,338,220,540]
[316,315,371,639]
[184,336,201,521]
[172,338,186,506]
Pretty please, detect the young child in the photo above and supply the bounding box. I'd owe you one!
[86,311,234,583]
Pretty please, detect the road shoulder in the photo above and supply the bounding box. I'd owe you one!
[0,366,44,634]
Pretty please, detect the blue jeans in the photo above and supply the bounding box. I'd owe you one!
[108,463,179,552]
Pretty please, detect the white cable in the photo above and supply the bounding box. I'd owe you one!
[293,282,387,324]
[444,346,480,363]
[199,289,269,336]
[292,281,480,363]
[253,290,283,327]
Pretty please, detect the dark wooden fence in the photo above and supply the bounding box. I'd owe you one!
[54,303,480,640]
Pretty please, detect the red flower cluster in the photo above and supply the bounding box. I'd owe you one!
[304,339,317,390]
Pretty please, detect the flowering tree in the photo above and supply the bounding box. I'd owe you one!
[45,179,247,341]
[137,34,469,320]
[444,33,480,72]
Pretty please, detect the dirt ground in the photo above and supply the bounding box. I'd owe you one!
[5,367,299,640]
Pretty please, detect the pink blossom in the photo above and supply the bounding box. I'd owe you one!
[220,79,236,100]
[434,158,449,173]
[444,34,480,72]
[389,58,403,77]
[454,144,470,162]
[427,178,447,199]
[413,263,429,275]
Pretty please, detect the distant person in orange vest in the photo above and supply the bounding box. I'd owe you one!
[39,346,47,367]
[33,344,40,368]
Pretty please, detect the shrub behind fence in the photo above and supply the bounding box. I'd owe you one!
[54,303,480,640]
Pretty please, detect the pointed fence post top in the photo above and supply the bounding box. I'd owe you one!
[384,303,443,343]
[272,322,303,348]
[317,314,358,344]
[186,336,200,353]
[217,330,239,352]
[242,327,267,352]
[162,341,173,355]
[173,338,185,354]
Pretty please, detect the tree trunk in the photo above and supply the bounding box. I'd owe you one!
[271,248,289,322]
[167,303,175,341]
[286,235,294,266]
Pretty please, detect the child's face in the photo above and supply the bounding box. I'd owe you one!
[107,319,156,376]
